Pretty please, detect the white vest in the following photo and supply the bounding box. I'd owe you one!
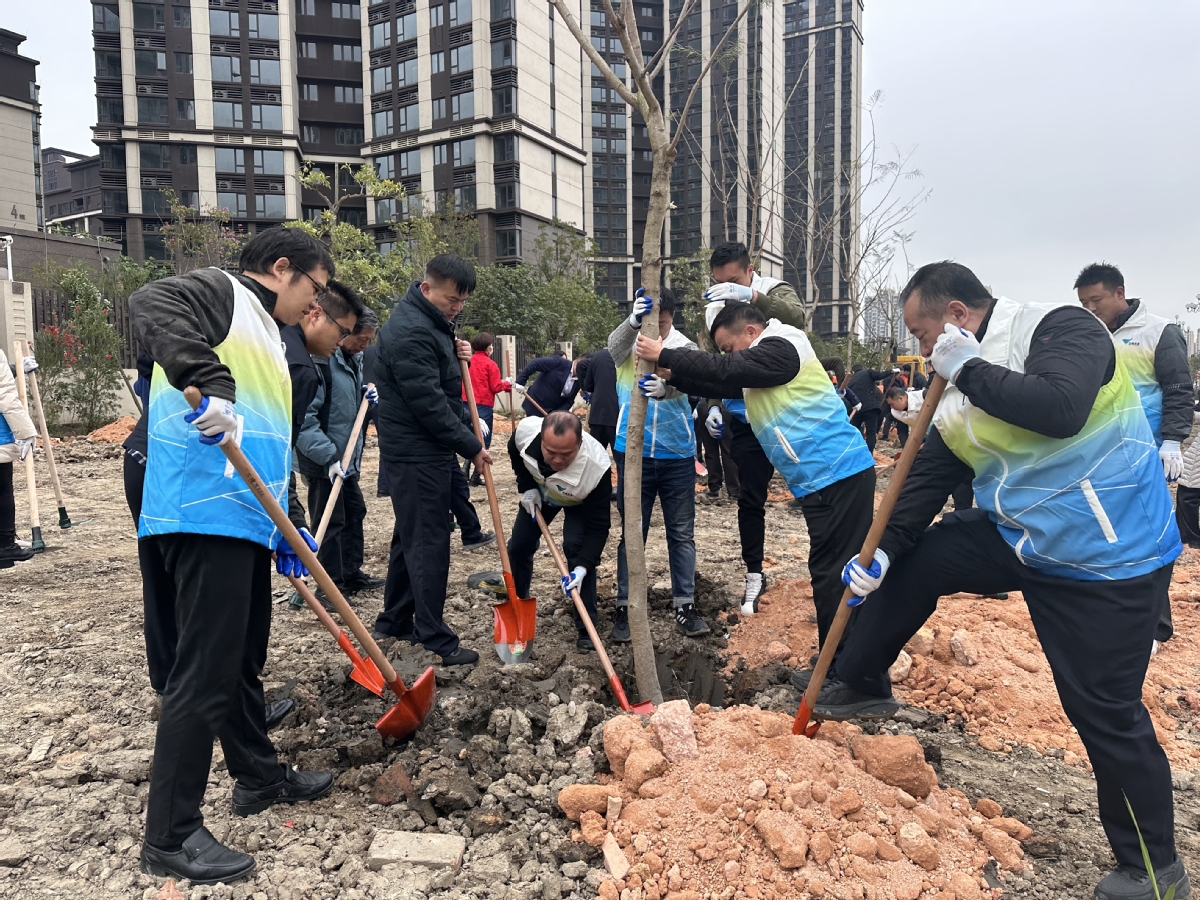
[1110,301,1170,444]
[891,389,925,426]
[515,417,611,506]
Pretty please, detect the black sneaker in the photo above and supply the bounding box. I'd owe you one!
[264,698,294,731]
[576,636,595,652]
[675,604,711,637]
[462,532,497,551]
[0,543,34,564]
[812,678,899,721]
[611,606,631,643]
[231,767,334,817]
[440,646,480,667]
[790,668,814,692]
[347,571,386,592]
[1095,857,1191,900]
[741,572,767,616]
[140,826,256,885]
[469,474,484,487]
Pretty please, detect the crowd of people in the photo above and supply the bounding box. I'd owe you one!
[0,229,1193,899]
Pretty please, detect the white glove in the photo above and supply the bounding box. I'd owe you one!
[520,488,542,519]
[629,288,654,327]
[841,549,890,605]
[638,374,668,399]
[703,282,754,304]
[852,402,863,414]
[511,382,528,395]
[929,323,981,384]
[183,395,238,446]
[328,460,348,483]
[560,565,586,597]
[16,437,34,461]
[480,418,490,440]
[1161,440,1183,482]
[22,357,38,374]
[705,406,724,439]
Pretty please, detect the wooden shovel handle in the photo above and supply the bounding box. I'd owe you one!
[461,359,514,580]
[314,389,372,545]
[12,341,40,528]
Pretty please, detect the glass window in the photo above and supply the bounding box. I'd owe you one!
[335,85,363,104]
[454,185,475,212]
[140,144,170,169]
[254,149,284,175]
[176,99,195,121]
[334,44,361,61]
[177,145,197,164]
[133,2,165,30]
[96,51,122,77]
[255,194,286,218]
[375,155,394,180]
[94,5,120,31]
[375,198,396,221]
[301,125,321,143]
[494,135,517,162]
[492,87,514,116]
[373,110,393,137]
[491,39,514,67]
[450,45,472,74]
[449,0,471,25]
[340,208,367,228]
[211,56,240,82]
[592,136,608,152]
[452,138,475,166]
[496,182,518,208]
[372,67,392,93]
[251,104,282,131]
[217,192,247,217]
[335,127,364,145]
[451,92,473,121]
[399,149,420,176]
[138,98,169,124]
[432,97,445,120]
[247,14,279,38]
[301,83,319,101]
[103,190,128,213]
[213,101,243,128]
[209,10,239,35]
[430,5,443,26]
[332,2,359,17]
[250,59,280,84]
[433,144,447,166]
[491,0,512,18]
[496,230,519,257]
[135,50,167,77]
[175,52,193,73]
[397,12,417,39]
[371,22,391,48]
[431,52,444,74]
[215,147,245,173]
[297,0,315,14]
[142,189,169,215]
[173,6,191,26]
[299,41,317,58]
[100,145,126,168]
[397,103,419,131]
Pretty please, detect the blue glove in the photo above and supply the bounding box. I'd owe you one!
[362,383,378,405]
[703,282,754,304]
[841,549,890,606]
[184,395,238,446]
[638,374,668,399]
[930,323,981,384]
[629,288,654,327]
[582,390,592,402]
[276,528,318,578]
[561,565,587,597]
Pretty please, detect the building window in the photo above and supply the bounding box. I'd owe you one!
[331,2,359,17]
[95,51,122,77]
[372,67,392,93]
[492,0,512,18]
[250,60,280,84]
[340,208,367,228]
[175,52,193,74]
[209,10,239,36]
[142,189,169,216]
[254,149,284,175]
[452,138,475,166]
[97,98,124,124]
[592,136,607,152]
[376,198,396,220]
[491,39,514,67]
[93,5,120,31]
[492,87,514,116]
[432,97,446,120]
[102,190,128,213]
[430,5,444,26]
[138,98,169,124]
[399,149,420,176]
[217,192,248,217]
[247,14,279,39]
[215,147,245,173]
[494,134,517,161]
[335,127,364,145]
[140,144,170,169]
[375,155,394,180]
[211,56,241,82]
[433,144,447,166]
[454,185,476,211]
[213,101,243,128]
[299,42,317,58]
[255,194,286,218]
[496,230,519,258]
[394,103,418,131]
[449,0,471,26]
[450,45,472,74]
[496,182,518,208]
[395,58,417,86]
[373,110,393,137]
[396,12,417,39]
[135,50,167,77]
[297,0,315,14]
[301,125,321,144]
[178,145,197,164]
[335,85,363,104]
[370,22,391,48]
[451,93,473,121]
[334,44,361,62]
[301,83,319,101]
[133,2,165,30]
[176,99,195,121]
[100,145,126,168]
[431,52,445,74]
[251,104,282,130]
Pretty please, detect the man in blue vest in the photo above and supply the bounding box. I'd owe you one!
[815,261,1186,900]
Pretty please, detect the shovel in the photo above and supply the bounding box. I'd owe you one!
[314,389,371,544]
[22,341,82,529]
[183,387,435,740]
[793,374,948,738]
[461,359,537,664]
[12,341,44,551]
[535,509,654,714]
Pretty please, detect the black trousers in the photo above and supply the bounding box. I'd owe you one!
[697,400,740,499]
[123,452,177,694]
[797,467,876,648]
[854,407,882,453]
[1176,486,1200,545]
[589,424,616,453]
[833,508,1176,870]
[951,481,974,511]
[729,418,774,573]
[449,458,484,542]
[375,458,459,656]
[509,503,599,634]
[304,473,367,586]
[0,462,14,544]
[145,534,282,850]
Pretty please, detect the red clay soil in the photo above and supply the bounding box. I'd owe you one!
[725,553,1200,771]
[86,416,137,443]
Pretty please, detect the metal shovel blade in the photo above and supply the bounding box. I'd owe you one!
[375,666,438,741]
[335,631,385,697]
[493,595,538,665]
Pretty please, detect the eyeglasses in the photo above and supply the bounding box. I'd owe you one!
[292,266,328,302]
[321,306,354,340]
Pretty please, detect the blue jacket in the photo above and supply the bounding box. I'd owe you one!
[296,347,366,480]
[516,355,577,416]
[608,319,697,460]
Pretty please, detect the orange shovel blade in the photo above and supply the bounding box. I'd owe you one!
[335,631,385,697]
[375,666,438,741]
[792,698,822,737]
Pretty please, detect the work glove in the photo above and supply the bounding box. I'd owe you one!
[520,488,542,520]
[892,367,902,374]
[705,406,724,439]
[638,374,668,399]
[327,460,348,484]
[511,382,528,396]
[560,565,587,598]
[1161,440,1184,482]
[703,282,754,304]
[841,549,890,605]
[852,402,863,414]
[629,288,654,327]
[929,323,981,384]
[361,384,378,405]
[276,528,318,578]
[21,357,38,374]
[479,418,490,440]
[582,391,592,403]
[16,437,34,461]
[184,395,239,446]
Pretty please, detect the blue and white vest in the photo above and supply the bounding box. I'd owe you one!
[614,327,696,459]
[1110,302,1171,445]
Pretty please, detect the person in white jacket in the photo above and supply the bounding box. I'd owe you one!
[0,350,37,566]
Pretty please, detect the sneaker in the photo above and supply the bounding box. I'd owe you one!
[741,572,767,616]
[140,826,256,885]
[812,678,899,721]
[576,636,595,652]
[440,647,480,667]
[462,532,497,551]
[611,606,631,643]
[231,767,334,817]
[347,571,386,592]
[790,668,814,692]
[469,474,484,487]
[675,604,711,637]
[698,492,722,505]
[1094,857,1191,900]
[1151,640,1161,658]
[787,497,805,510]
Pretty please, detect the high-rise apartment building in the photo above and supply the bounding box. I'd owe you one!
[0,30,43,233]
[43,148,104,235]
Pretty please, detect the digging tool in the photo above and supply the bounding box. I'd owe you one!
[314,389,372,545]
[283,566,385,696]
[183,386,435,740]
[535,509,654,714]
[461,359,537,664]
[12,341,43,551]
[23,341,80,529]
[514,386,548,417]
[793,374,948,738]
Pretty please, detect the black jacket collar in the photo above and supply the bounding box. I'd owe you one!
[236,273,278,318]
[1109,298,1142,333]
[405,281,455,335]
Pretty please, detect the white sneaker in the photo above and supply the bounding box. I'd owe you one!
[1151,640,1161,658]
[741,572,766,616]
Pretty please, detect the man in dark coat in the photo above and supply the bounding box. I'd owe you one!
[844,364,899,452]
[513,350,579,416]
[579,348,618,451]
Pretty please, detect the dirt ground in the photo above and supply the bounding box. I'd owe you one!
[1,427,1197,899]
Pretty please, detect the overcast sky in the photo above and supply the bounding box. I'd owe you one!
[12,1,1200,321]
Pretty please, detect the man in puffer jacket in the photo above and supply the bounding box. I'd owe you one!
[0,349,37,566]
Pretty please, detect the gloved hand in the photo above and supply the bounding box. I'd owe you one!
[480,418,490,440]
[511,382,528,395]
[703,282,754,304]
[929,323,981,384]
[361,383,378,405]
[16,437,34,461]
[520,488,542,519]
[1161,440,1184,482]
[22,357,38,374]
[638,374,668,399]
[328,460,348,484]
[276,528,318,578]
[891,367,902,374]
[852,402,863,414]
[705,406,724,439]
[841,549,890,605]
[183,395,239,446]
[582,391,592,403]
[629,288,654,327]
[560,565,587,598]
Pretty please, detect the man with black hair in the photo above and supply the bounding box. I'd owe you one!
[372,254,487,667]
[130,227,337,885]
[814,261,1186,900]
[506,411,612,651]
[635,302,876,655]
[608,289,708,639]
[844,363,900,453]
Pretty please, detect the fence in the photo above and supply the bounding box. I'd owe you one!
[29,287,139,368]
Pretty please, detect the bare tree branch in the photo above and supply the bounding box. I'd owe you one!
[549,0,642,109]
[668,0,751,155]
[648,0,699,81]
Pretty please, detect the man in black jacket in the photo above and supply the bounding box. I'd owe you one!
[844,364,899,452]
[578,348,618,451]
[372,255,487,667]
[507,411,612,651]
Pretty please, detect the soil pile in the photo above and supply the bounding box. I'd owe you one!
[86,416,137,443]
[565,703,1030,900]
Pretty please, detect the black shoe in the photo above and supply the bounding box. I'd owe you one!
[231,767,334,817]
[264,698,294,731]
[140,826,256,885]
[790,668,813,692]
[347,571,386,592]
[462,532,497,551]
[1095,857,1191,900]
[787,496,804,510]
[812,678,899,721]
[675,604,711,637]
[576,636,595,652]
[0,543,34,564]
[611,606,631,643]
[440,646,480,667]
[469,474,484,487]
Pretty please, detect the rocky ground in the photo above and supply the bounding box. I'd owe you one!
[0,424,1196,899]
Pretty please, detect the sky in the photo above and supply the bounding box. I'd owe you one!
[11,1,1200,321]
